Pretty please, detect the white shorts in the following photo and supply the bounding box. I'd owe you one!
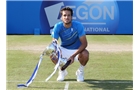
[60,46,79,62]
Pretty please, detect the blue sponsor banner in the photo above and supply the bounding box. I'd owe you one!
[6,0,133,35]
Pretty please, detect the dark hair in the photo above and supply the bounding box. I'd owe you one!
[60,7,73,16]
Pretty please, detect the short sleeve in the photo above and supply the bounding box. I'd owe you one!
[51,24,59,39]
[78,23,85,38]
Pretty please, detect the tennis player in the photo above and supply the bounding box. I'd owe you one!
[51,7,89,82]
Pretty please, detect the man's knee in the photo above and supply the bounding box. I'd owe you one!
[79,49,89,60]
[78,49,89,66]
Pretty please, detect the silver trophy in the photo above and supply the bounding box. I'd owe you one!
[43,40,67,65]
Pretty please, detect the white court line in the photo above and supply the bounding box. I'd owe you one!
[64,82,69,90]
[7,80,132,84]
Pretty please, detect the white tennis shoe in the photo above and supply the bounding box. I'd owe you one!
[57,69,68,81]
[76,69,84,82]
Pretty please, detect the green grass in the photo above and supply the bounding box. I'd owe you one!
[6,35,133,90]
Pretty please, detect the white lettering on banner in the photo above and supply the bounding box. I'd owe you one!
[90,6,102,20]
[44,2,115,27]
[75,5,114,20]
[104,6,114,20]
[84,27,110,32]
[67,5,114,26]
[76,6,88,20]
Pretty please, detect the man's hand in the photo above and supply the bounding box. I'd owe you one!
[61,60,71,71]
[68,54,76,65]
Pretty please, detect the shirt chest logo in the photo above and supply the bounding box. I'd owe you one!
[71,28,73,32]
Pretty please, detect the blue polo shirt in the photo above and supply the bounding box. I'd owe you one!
[51,21,85,49]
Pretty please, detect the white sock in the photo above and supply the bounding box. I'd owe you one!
[78,65,85,71]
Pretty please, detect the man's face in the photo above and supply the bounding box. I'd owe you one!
[61,10,72,24]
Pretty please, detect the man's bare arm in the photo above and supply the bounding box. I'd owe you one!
[72,35,88,58]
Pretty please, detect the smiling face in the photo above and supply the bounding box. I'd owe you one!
[61,10,72,25]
